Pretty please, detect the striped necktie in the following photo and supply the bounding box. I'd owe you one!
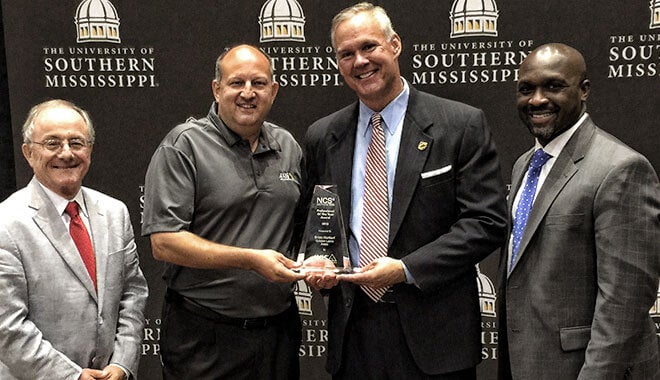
[359,113,389,301]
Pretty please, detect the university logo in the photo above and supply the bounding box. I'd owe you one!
[651,0,660,29]
[259,0,306,43]
[650,283,660,318]
[295,280,314,316]
[450,0,499,38]
[476,265,496,317]
[75,0,121,44]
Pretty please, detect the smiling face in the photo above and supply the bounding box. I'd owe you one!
[22,105,93,199]
[212,45,279,142]
[333,11,403,111]
[516,44,590,146]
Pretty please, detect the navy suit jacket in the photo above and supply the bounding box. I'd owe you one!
[303,86,507,375]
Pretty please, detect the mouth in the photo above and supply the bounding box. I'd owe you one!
[527,109,556,123]
[355,69,377,80]
[52,163,80,170]
[238,103,257,110]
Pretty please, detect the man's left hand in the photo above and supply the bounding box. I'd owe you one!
[338,257,406,288]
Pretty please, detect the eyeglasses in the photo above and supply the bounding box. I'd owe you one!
[30,138,92,152]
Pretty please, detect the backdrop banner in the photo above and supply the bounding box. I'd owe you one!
[2,1,659,379]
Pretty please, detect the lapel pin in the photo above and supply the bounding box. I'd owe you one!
[418,141,428,151]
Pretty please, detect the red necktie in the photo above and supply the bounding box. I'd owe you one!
[65,201,97,290]
[359,113,389,301]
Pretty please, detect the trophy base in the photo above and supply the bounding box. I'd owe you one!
[293,267,353,274]
[295,254,352,275]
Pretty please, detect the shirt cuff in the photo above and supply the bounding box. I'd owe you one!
[401,261,416,285]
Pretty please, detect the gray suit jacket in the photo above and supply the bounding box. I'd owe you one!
[0,178,148,379]
[498,116,660,379]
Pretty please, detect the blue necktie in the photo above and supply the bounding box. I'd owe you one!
[510,149,551,271]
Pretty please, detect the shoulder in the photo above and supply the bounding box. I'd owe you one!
[82,187,129,215]
[588,125,652,169]
[306,102,358,141]
[409,87,483,122]
[159,116,213,148]
[0,187,29,208]
[264,121,298,144]
[263,121,302,155]
[0,187,31,226]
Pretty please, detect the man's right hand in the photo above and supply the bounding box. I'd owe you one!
[246,249,305,283]
[79,368,109,380]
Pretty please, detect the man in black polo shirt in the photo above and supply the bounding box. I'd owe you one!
[142,44,304,380]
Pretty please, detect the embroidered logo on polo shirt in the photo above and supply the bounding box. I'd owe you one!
[279,172,296,181]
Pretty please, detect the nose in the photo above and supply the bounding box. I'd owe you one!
[354,51,369,67]
[56,142,76,158]
[528,88,548,107]
[240,83,256,99]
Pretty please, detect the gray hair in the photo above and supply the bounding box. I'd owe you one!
[22,99,95,144]
[331,2,396,49]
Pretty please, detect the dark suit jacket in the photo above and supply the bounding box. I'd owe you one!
[303,86,507,375]
[0,178,149,379]
[498,116,660,379]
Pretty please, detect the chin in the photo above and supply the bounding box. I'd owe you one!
[531,128,555,143]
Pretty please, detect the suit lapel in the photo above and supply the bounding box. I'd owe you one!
[508,118,594,275]
[390,90,432,246]
[504,149,533,277]
[29,180,98,301]
[326,104,358,231]
[84,189,106,306]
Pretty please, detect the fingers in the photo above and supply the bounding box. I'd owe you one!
[338,258,405,288]
[305,272,338,290]
[79,368,107,380]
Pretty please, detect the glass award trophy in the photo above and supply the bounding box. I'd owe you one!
[296,185,352,274]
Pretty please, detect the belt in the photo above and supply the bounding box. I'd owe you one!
[379,288,396,303]
[165,289,289,330]
[355,287,396,307]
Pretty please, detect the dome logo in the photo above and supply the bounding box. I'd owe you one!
[75,0,121,44]
[650,283,660,318]
[449,0,499,38]
[476,265,496,317]
[295,280,314,316]
[651,0,660,29]
[259,0,306,42]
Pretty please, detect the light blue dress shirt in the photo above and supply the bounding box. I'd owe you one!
[349,78,410,279]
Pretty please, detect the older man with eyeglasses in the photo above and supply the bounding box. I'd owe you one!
[0,99,148,380]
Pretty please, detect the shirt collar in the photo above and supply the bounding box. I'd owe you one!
[358,77,410,137]
[209,101,280,153]
[36,180,88,218]
[535,112,588,157]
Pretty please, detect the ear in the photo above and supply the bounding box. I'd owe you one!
[271,81,279,99]
[211,79,221,103]
[390,34,402,58]
[21,143,34,167]
[580,78,591,101]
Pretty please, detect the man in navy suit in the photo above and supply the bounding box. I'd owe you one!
[303,3,507,378]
